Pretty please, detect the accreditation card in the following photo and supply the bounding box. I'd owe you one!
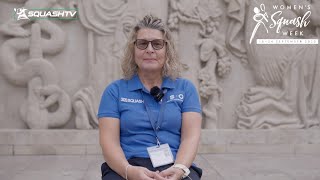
[147,143,174,168]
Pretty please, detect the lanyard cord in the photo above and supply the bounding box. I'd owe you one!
[141,89,167,147]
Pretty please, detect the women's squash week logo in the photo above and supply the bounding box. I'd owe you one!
[250,3,317,44]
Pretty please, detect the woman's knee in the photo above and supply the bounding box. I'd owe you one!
[183,166,202,180]
[101,162,125,180]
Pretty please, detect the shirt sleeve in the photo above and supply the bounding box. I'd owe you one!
[182,80,202,113]
[97,82,120,119]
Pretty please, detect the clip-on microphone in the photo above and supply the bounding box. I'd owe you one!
[150,86,164,102]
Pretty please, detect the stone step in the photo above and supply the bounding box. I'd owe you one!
[0,129,319,155]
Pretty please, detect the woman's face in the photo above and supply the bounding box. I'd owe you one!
[134,28,166,74]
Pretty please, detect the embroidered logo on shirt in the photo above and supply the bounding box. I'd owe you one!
[121,97,144,103]
[167,94,184,102]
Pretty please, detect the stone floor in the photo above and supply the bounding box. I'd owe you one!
[1,154,320,180]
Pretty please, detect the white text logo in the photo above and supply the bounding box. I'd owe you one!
[13,7,78,20]
[120,97,144,104]
[250,3,315,44]
[167,94,184,102]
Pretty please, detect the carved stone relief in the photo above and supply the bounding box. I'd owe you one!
[0,0,72,128]
[73,0,136,129]
[168,0,232,128]
[225,0,320,129]
[1,0,319,130]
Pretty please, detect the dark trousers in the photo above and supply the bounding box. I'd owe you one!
[101,157,202,180]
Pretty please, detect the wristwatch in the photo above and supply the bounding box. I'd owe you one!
[172,164,190,179]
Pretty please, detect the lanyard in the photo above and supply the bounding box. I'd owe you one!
[141,89,167,147]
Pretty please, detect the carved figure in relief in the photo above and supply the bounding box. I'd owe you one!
[74,0,135,129]
[0,20,72,128]
[168,0,231,128]
[226,0,320,129]
[0,0,75,128]
[198,37,231,128]
[197,17,232,128]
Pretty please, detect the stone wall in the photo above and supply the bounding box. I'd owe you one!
[0,0,320,130]
[1,129,320,155]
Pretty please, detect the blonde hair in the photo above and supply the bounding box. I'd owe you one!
[121,15,181,79]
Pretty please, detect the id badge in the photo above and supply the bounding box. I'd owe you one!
[147,143,174,168]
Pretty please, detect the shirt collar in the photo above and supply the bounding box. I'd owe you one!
[128,74,144,91]
[128,74,175,91]
[162,77,175,89]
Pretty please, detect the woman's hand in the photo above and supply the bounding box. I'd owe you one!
[157,166,184,180]
[127,165,163,180]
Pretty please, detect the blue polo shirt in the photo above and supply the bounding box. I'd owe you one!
[97,75,201,160]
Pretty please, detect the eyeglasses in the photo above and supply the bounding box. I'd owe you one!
[134,39,166,50]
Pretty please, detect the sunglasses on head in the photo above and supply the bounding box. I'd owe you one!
[134,39,166,50]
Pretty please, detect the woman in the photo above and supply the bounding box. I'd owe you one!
[98,15,202,180]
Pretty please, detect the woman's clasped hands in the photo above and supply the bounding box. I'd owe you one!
[127,165,185,180]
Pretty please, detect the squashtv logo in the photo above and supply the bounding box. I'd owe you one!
[13,7,78,20]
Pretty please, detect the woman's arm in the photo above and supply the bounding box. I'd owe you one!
[175,112,202,167]
[159,112,202,179]
[99,117,129,178]
[99,117,161,180]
